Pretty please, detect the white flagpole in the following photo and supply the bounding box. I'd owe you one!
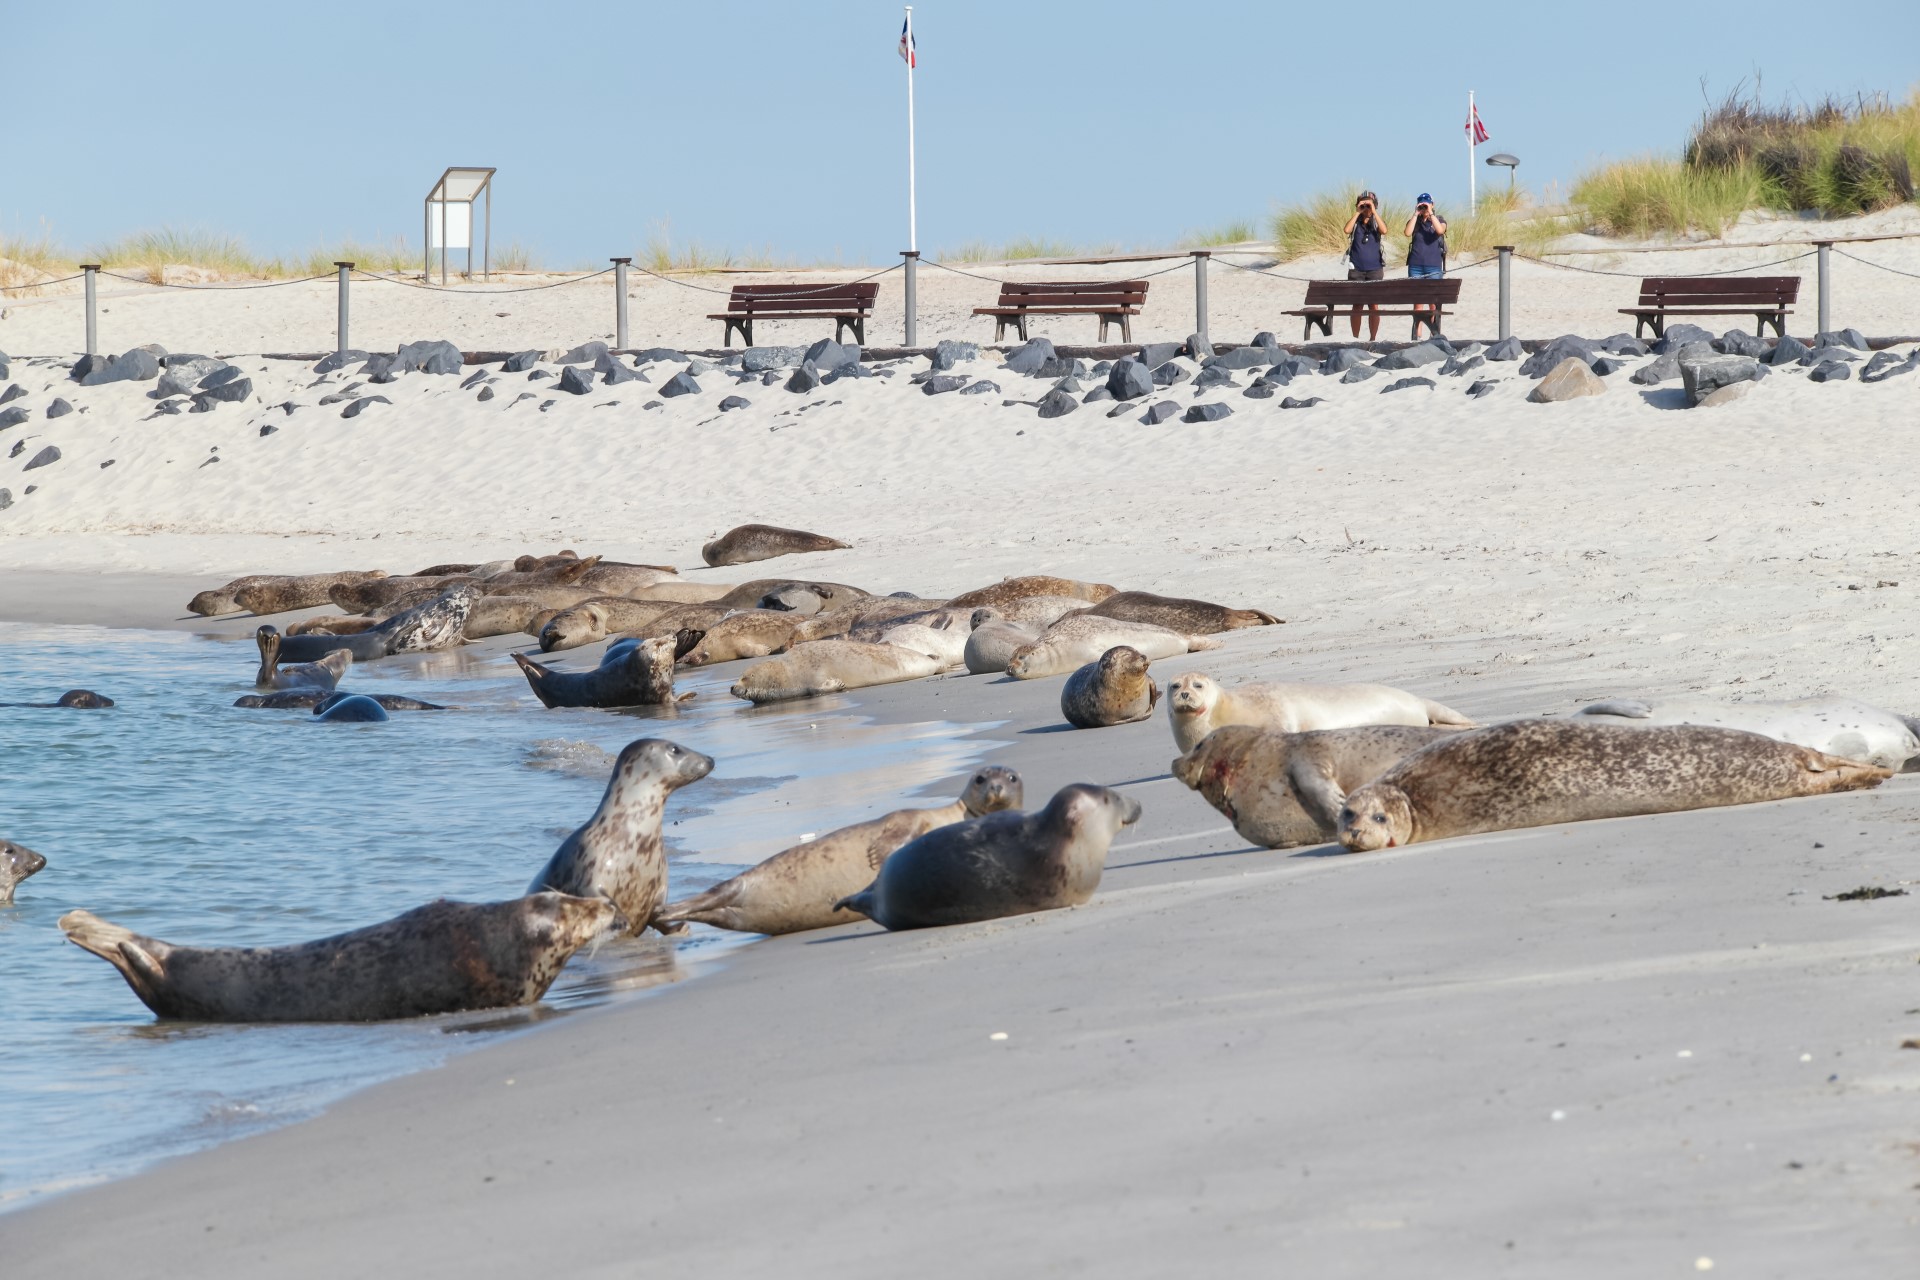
[1467,89,1476,210]
[905,6,917,253]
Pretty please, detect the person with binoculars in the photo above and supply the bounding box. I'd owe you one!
[1341,190,1388,339]
[1403,192,1448,325]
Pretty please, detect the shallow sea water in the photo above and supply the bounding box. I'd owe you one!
[0,620,1001,1205]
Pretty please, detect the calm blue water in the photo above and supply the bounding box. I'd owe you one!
[0,620,1001,1206]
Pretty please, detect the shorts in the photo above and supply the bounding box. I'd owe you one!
[1407,264,1445,279]
[1347,268,1384,281]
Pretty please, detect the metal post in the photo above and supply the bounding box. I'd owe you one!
[422,202,430,281]
[334,262,353,356]
[439,201,448,286]
[81,264,99,356]
[483,181,492,281]
[612,258,631,350]
[1192,251,1211,349]
[1495,245,1513,342]
[1816,241,1831,336]
[902,250,919,347]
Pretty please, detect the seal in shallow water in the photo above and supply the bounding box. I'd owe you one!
[313,694,389,723]
[515,637,684,709]
[58,894,615,1022]
[0,689,114,708]
[702,524,852,567]
[1172,724,1463,847]
[656,766,1024,935]
[1,839,46,904]
[254,628,352,691]
[1060,645,1160,728]
[233,690,445,711]
[1570,694,1920,772]
[526,738,714,935]
[835,783,1142,930]
[1165,673,1476,754]
[1337,719,1892,852]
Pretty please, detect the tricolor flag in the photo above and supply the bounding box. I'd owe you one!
[1466,103,1489,145]
[898,17,916,67]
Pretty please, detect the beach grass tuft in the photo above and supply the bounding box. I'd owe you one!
[87,227,270,283]
[0,224,73,293]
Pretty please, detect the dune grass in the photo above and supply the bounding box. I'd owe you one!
[86,227,273,283]
[0,225,72,293]
[1271,186,1412,263]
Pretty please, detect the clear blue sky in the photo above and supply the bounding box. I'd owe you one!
[8,1,1914,266]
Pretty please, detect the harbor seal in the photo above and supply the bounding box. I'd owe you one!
[461,594,550,640]
[0,689,114,708]
[1068,590,1282,634]
[254,628,351,691]
[569,562,680,594]
[59,894,615,1022]
[1571,694,1920,772]
[286,615,382,636]
[1337,719,1892,852]
[878,623,971,669]
[834,784,1142,930]
[702,523,852,567]
[788,595,943,645]
[677,609,804,666]
[1166,673,1477,754]
[945,575,1118,611]
[378,584,478,654]
[514,636,684,709]
[963,612,1040,674]
[731,640,943,704]
[631,581,736,605]
[2,839,46,904]
[656,766,1025,935]
[1006,616,1221,680]
[187,570,386,617]
[234,690,445,711]
[314,694,389,723]
[1172,724,1463,847]
[988,594,1112,628]
[1061,646,1161,728]
[538,598,682,652]
[527,738,715,934]
[329,575,464,613]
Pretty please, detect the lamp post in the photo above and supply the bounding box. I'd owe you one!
[1485,152,1520,197]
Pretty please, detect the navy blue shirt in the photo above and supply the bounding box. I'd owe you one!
[1348,218,1385,271]
[1408,215,1446,268]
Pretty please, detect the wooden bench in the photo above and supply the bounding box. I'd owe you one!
[1619,276,1800,339]
[972,280,1149,342]
[707,282,878,347]
[1284,278,1463,340]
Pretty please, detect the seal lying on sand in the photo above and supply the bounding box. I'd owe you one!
[2,840,47,904]
[657,767,1025,935]
[273,586,479,663]
[702,524,851,567]
[1006,617,1221,680]
[945,575,1117,612]
[538,599,682,652]
[255,628,351,691]
[527,738,714,935]
[187,570,386,617]
[1061,646,1160,728]
[59,894,614,1022]
[788,596,942,645]
[1173,724,1463,847]
[677,610,803,666]
[1337,719,1892,852]
[835,784,1142,930]
[964,613,1040,674]
[234,690,445,711]
[1166,673,1476,754]
[731,640,943,704]
[1571,694,1920,772]
[0,689,114,708]
[632,581,737,605]
[1067,590,1281,634]
[515,637,684,710]
[878,623,971,669]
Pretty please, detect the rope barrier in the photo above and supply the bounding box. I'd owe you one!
[1833,248,1920,282]
[352,266,615,294]
[628,261,904,296]
[0,271,88,292]
[919,257,1193,287]
[1513,249,1819,278]
[97,270,336,290]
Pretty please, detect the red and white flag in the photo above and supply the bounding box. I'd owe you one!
[1466,103,1489,145]
[898,17,916,67]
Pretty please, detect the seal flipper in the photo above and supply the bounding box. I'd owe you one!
[1416,696,1477,728]
[654,880,742,929]
[59,910,172,1010]
[832,889,876,919]
[1289,760,1350,835]
[1579,699,1654,719]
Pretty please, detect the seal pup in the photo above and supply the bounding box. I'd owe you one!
[1068,590,1282,634]
[314,694,389,723]
[527,738,715,935]
[0,689,115,708]
[538,598,682,652]
[963,612,1041,675]
[1,840,47,905]
[1172,724,1463,847]
[945,575,1118,611]
[834,784,1142,930]
[1571,694,1920,772]
[1006,617,1221,681]
[1061,646,1161,728]
[677,610,804,667]
[514,637,684,709]
[702,524,852,567]
[656,766,1025,935]
[254,628,351,691]
[731,640,944,704]
[232,571,390,617]
[59,894,615,1022]
[1337,719,1892,852]
[1166,673,1476,754]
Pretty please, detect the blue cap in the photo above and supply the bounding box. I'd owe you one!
[1416,192,1433,204]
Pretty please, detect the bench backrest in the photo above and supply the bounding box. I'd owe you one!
[1635,276,1801,307]
[726,282,879,312]
[994,280,1150,309]
[1301,278,1463,305]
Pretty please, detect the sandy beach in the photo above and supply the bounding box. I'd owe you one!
[4,216,1920,1272]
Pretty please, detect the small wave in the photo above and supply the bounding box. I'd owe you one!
[521,739,616,778]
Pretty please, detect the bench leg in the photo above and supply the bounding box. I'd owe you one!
[1018,316,1029,343]
[1097,314,1110,344]
[724,317,749,348]
[1758,311,1782,339]
[1121,313,1132,344]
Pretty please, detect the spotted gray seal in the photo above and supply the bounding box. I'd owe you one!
[1337,719,1892,852]
[1060,645,1160,728]
[1570,694,1920,772]
[2,839,46,904]
[702,524,852,567]
[1166,673,1477,754]
[1067,590,1282,634]
[677,609,804,666]
[835,783,1142,930]
[254,627,351,691]
[656,766,1024,935]
[526,738,714,935]
[59,894,615,1022]
[944,575,1117,612]
[514,637,684,709]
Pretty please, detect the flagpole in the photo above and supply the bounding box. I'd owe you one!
[905,6,917,253]
[1467,89,1476,210]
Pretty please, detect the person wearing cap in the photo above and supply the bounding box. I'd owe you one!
[1403,193,1448,329]
[1341,190,1387,339]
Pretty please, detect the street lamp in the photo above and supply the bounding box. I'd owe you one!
[1485,152,1520,194]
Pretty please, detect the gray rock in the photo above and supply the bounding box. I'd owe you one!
[1036,357,1089,380]
[660,370,701,398]
[156,357,230,397]
[1083,386,1114,403]
[1243,381,1278,399]
[1136,342,1181,368]
[200,365,243,390]
[540,400,557,412]
[1374,341,1448,370]
[460,368,489,390]
[1205,345,1270,370]
[0,352,8,380]
[823,362,872,383]
[502,350,543,373]
[559,340,609,365]
[1270,355,1316,378]
[631,347,685,364]
[1815,328,1868,351]
[190,376,253,410]
[1107,357,1154,401]
[558,366,594,395]
[0,406,28,429]
[1051,376,1085,395]
[784,361,822,394]
[1861,350,1920,384]
[7,439,22,456]
[804,339,852,370]
[23,445,60,471]
[1151,362,1191,387]
[0,384,24,404]
[1280,396,1324,409]
[361,354,398,382]
[1252,331,1280,351]
[1185,332,1214,360]
[1483,336,1524,361]
[592,348,625,375]
[718,395,752,411]
[1260,365,1295,386]
[958,380,1000,396]
[1800,345,1859,365]
[0,488,9,509]
[742,345,806,373]
[1183,402,1232,423]
[1590,357,1629,377]
[477,386,495,402]
[1717,330,1770,359]
[69,353,113,382]
[1193,366,1237,390]
[1466,379,1498,398]
[930,339,979,371]
[1141,401,1181,425]
[1035,389,1079,419]
[1381,376,1436,393]
[313,349,370,374]
[145,400,184,418]
[602,362,647,386]
[80,348,161,386]
[1519,336,1599,378]
[1678,354,1760,406]
[340,395,389,418]
[1807,359,1852,383]
[921,375,969,395]
[1340,365,1380,384]
[1770,335,1811,366]
[1528,358,1606,403]
[1696,381,1752,408]
[46,398,72,418]
[1649,324,1714,354]
[1091,361,1113,375]
[761,370,782,386]
[1438,354,1484,377]
[1318,347,1369,374]
[1001,338,1056,375]
[394,339,462,375]
[1597,333,1650,356]
[258,426,276,437]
